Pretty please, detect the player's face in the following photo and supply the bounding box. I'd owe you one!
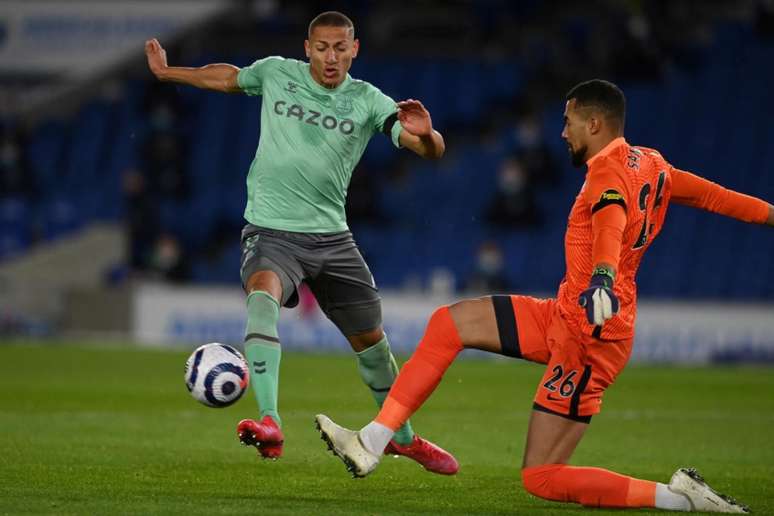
[305,26,359,89]
[561,100,589,167]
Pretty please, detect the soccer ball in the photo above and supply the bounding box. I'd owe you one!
[184,343,249,408]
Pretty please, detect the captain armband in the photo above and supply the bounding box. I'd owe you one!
[382,112,398,136]
[591,189,627,214]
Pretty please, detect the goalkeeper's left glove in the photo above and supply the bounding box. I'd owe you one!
[578,267,619,326]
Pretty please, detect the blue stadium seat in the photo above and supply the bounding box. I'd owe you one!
[15,35,774,299]
[40,197,81,241]
[27,121,67,195]
[0,198,32,259]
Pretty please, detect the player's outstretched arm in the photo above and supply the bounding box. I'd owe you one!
[145,38,241,93]
[397,99,445,159]
[671,168,772,226]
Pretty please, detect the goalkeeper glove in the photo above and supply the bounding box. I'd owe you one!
[578,267,619,326]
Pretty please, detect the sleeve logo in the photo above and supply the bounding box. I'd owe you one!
[600,191,623,201]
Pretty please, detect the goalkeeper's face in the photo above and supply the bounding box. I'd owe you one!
[305,26,359,89]
[561,99,590,167]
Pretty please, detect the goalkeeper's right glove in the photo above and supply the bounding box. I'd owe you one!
[578,268,619,326]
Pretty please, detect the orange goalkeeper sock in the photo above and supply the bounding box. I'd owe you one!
[374,306,463,431]
[521,464,656,508]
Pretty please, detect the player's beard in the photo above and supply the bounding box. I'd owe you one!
[569,143,587,167]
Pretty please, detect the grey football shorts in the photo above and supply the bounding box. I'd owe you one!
[239,224,382,336]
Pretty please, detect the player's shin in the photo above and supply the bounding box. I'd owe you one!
[244,290,282,426]
[355,335,415,445]
[521,464,657,509]
[361,306,463,452]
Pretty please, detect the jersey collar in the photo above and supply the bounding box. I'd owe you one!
[586,136,627,167]
[304,63,352,93]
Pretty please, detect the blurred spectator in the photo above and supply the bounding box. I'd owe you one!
[147,232,190,282]
[514,113,560,187]
[140,83,190,200]
[486,156,541,228]
[141,132,189,199]
[609,12,664,82]
[0,130,35,199]
[122,168,159,270]
[123,82,192,277]
[143,81,184,130]
[429,267,456,297]
[465,241,510,293]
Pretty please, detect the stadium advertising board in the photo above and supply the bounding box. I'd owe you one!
[133,284,774,364]
[0,1,224,74]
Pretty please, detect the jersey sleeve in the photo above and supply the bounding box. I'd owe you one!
[369,86,403,148]
[237,56,285,96]
[584,160,630,272]
[670,168,769,223]
[583,160,629,215]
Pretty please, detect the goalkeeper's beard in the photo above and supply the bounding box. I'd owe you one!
[569,144,588,167]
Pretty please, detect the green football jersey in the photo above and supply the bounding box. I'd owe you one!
[237,56,403,233]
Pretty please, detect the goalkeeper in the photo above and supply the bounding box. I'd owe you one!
[317,79,773,512]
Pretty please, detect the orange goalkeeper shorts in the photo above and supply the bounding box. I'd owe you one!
[491,295,633,422]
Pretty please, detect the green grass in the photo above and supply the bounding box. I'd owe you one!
[1,342,772,515]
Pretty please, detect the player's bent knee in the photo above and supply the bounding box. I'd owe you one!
[422,306,463,352]
[521,466,546,498]
[448,297,502,352]
[346,327,385,352]
[448,298,487,327]
[357,327,385,344]
[246,270,282,300]
[447,297,486,317]
[521,465,565,502]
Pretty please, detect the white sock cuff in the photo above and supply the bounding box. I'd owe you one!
[655,482,691,511]
[359,421,394,456]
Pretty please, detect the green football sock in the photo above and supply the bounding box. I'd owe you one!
[244,290,282,427]
[356,335,415,445]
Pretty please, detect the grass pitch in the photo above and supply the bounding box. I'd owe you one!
[1,342,772,515]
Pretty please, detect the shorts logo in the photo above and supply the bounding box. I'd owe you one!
[241,235,260,268]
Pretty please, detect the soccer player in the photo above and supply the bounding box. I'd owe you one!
[316,79,773,512]
[144,11,458,474]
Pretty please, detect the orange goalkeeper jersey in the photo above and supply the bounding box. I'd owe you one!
[556,137,769,340]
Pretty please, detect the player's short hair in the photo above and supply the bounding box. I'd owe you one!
[566,79,626,131]
[308,11,355,38]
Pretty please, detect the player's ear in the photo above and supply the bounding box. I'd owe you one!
[352,39,360,59]
[304,39,310,59]
[588,115,602,136]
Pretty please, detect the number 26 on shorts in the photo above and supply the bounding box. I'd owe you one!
[542,365,578,397]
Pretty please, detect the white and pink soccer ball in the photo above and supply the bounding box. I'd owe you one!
[184,343,249,408]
